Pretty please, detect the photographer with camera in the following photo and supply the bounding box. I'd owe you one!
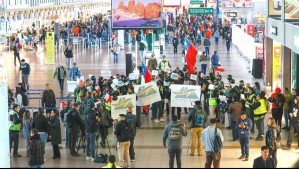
[68,102,85,157]
[83,103,100,162]
[237,112,252,161]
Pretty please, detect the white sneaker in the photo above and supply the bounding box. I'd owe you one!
[86,156,90,161]
[131,159,136,162]
[44,159,47,162]
[90,158,94,162]
[154,119,160,123]
[159,118,165,122]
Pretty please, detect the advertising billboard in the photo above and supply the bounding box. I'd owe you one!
[112,0,162,29]
[223,0,253,8]
[273,41,282,89]
[269,0,281,16]
[164,0,180,7]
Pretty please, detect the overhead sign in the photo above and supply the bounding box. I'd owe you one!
[190,0,204,4]
[188,8,214,15]
[111,94,136,119]
[136,82,161,106]
[170,85,201,108]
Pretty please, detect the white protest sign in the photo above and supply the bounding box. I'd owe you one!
[170,85,201,108]
[111,94,136,119]
[190,74,197,81]
[136,82,161,106]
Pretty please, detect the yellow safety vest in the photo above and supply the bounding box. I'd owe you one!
[253,99,267,121]
[160,61,169,71]
[105,102,111,111]
[209,98,217,106]
[245,94,256,108]
[9,110,21,131]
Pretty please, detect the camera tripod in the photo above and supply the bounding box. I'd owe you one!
[76,135,86,154]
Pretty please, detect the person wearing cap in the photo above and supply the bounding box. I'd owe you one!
[188,101,208,156]
[236,112,252,161]
[202,118,224,168]
[252,91,268,141]
[147,53,158,71]
[114,114,132,168]
[9,104,23,158]
[159,55,171,74]
[20,59,31,90]
[54,63,67,93]
[69,102,85,157]
[28,129,45,168]
[70,63,81,81]
[42,83,56,117]
[126,107,141,162]
[163,115,187,168]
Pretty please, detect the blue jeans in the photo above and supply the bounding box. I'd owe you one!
[114,53,118,63]
[239,135,250,156]
[201,64,207,75]
[255,117,264,137]
[86,132,96,158]
[58,79,64,92]
[168,149,182,168]
[284,109,290,128]
[65,127,69,146]
[226,42,231,51]
[39,132,47,145]
[215,37,219,45]
[29,165,42,168]
[22,74,29,90]
[132,38,136,45]
[205,47,210,56]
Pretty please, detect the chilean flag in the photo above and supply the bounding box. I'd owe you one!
[184,37,198,75]
[142,62,151,83]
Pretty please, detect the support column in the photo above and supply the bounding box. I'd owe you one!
[117,30,124,50]
[282,46,292,90]
[265,37,273,91]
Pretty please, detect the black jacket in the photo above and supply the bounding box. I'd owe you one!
[32,114,50,133]
[126,113,141,137]
[42,89,56,107]
[64,48,73,58]
[49,116,61,145]
[29,134,45,166]
[83,109,98,133]
[253,156,276,168]
[114,121,131,142]
[70,108,85,133]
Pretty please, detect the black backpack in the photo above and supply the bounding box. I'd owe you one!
[21,92,29,106]
[274,94,284,108]
[120,122,134,140]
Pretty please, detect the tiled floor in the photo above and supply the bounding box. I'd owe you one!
[4,37,299,168]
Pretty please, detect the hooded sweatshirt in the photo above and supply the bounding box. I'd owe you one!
[163,121,187,149]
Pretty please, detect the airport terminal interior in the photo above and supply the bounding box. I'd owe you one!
[0,0,299,168]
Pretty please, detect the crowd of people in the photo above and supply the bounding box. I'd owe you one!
[7,12,299,169]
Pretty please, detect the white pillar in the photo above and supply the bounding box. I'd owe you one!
[117,30,125,50]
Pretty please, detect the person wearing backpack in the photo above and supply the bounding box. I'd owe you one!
[268,88,285,130]
[252,92,268,141]
[202,118,224,168]
[282,96,299,150]
[114,114,133,168]
[266,118,280,167]
[163,115,187,168]
[84,103,100,162]
[70,63,81,81]
[126,107,141,162]
[188,101,208,156]
[54,63,67,93]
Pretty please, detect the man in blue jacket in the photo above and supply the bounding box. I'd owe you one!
[20,59,31,90]
[69,63,81,81]
[237,112,253,161]
[163,115,187,168]
[211,51,220,69]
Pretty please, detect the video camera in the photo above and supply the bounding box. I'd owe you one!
[227,74,235,84]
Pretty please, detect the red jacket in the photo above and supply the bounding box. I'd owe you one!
[270,88,285,109]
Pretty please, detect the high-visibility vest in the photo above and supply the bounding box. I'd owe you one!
[245,94,256,108]
[253,99,267,121]
[9,110,21,131]
[209,98,217,106]
[105,102,111,111]
[160,61,169,71]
